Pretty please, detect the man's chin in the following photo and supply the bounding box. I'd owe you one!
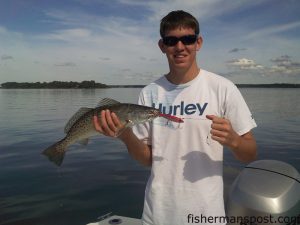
[172,62,190,69]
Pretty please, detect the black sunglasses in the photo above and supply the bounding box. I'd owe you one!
[162,35,198,46]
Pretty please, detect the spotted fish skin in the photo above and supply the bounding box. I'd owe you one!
[42,98,161,166]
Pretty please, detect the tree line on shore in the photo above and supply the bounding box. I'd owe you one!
[1,80,108,89]
[0,81,299,88]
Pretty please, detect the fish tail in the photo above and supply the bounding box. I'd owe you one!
[42,138,68,166]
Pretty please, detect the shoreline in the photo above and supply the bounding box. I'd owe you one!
[1,81,300,89]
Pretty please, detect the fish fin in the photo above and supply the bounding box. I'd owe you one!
[97,98,121,107]
[78,138,89,146]
[42,139,67,166]
[64,107,92,133]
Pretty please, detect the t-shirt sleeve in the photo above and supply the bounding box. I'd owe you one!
[224,85,257,136]
[132,90,152,145]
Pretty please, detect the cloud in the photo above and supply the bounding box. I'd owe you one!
[121,68,131,72]
[1,55,14,60]
[54,62,76,67]
[1,1,299,85]
[38,28,92,42]
[270,55,291,66]
[39,9,158,56]
[226,56,300,79]
[44,9,150,37]
[245,21,300,39]
[227,58,263,70]
[0,26,22,38]
[229,48,247,53]
[119,0,264,24]
[121,71,159,81]
[269,55,300,75]
[99,57,111,61]
[34,9,162,78]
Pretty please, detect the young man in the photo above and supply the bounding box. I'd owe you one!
[94,10,257,225]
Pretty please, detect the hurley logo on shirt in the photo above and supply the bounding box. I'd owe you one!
[152,101,208,116]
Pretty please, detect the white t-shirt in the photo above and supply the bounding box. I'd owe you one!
[133,69,257,225]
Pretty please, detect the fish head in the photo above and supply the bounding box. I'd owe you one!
[126,105,160,124]
[144,108,161,121]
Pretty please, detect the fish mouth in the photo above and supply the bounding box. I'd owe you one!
[148,109,160,119]
[153,110,161,117]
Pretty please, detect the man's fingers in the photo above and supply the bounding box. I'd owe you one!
[207,114,234,147]
[93,115,103,133]
[211,135,226,144]
[210,129,228,138]
[206,114,214,120]
[105,110,118,131]
[211,123,230,132]
[210,127,228,144]
[93,110,124,137]
[206,115,226,124]
[100,110,116,136]
[100,110,125,137]
[111,112,123,128]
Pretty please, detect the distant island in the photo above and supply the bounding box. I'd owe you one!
[0,80,108,89]
[0,81,299,88]
[236,83,300,88]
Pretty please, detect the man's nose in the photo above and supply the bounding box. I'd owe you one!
[174,40,185,50]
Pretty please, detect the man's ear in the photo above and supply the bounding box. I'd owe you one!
[158,39,166,53]
[196,36,203,51]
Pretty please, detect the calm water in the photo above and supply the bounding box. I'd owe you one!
[0,88,299,225]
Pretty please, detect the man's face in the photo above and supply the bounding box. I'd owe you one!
[159,27,202,71]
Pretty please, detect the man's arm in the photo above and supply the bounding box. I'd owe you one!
[93,110,152,167]
[118,128,152,167]
[206,115,257,163]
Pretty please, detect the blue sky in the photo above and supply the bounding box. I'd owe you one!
[0,0,299,85]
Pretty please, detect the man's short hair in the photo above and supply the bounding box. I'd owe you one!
[160,10,200,37]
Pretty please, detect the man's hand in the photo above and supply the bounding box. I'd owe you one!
[93,109,152,166]
[93,110,127,138]
[206,114,257,162]
[206,115,240,149]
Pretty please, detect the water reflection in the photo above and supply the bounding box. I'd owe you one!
[0,88,299,225]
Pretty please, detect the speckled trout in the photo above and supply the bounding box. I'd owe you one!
[42,98,183,166]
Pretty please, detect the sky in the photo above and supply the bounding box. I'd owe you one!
[0,0,300,85]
